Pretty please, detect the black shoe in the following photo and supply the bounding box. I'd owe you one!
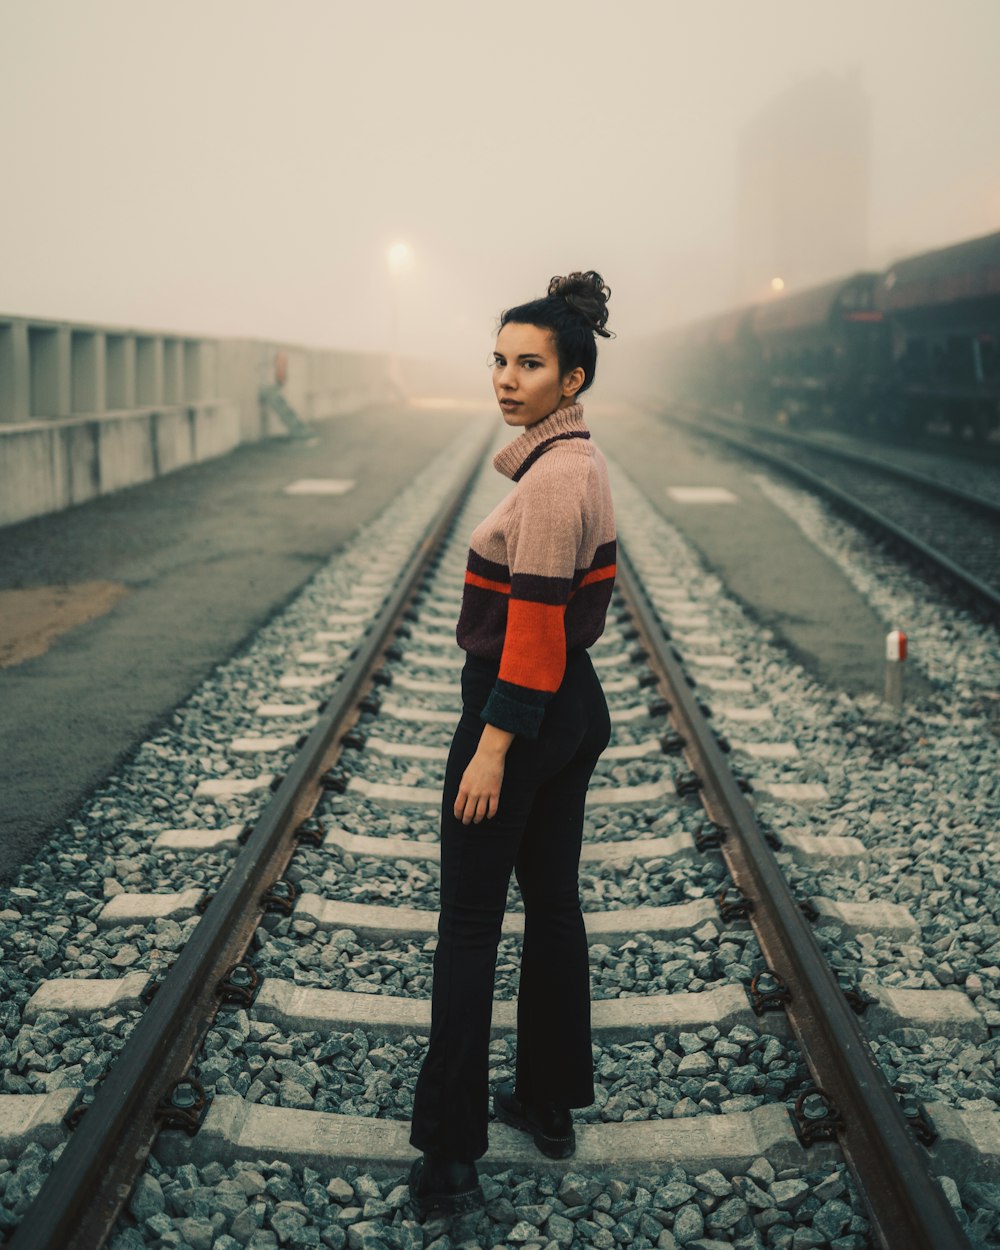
[407,1154,484,1219]
[493,1082,576,1159]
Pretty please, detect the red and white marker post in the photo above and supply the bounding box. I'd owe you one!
[884,629,907,712]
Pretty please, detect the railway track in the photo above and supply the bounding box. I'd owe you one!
[661,402,1000,619]
[1,426,997,1250]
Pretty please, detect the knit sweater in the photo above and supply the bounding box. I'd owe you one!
[456,403,617,738]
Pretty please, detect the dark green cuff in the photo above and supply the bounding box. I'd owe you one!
[480,683,547,739]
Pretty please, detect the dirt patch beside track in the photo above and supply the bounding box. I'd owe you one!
[0,582,129,668]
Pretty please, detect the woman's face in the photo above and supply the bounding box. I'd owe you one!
[491,322,583,428]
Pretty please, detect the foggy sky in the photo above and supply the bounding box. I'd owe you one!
[2,0,999,365]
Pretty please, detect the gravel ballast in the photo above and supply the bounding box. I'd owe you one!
[2,431,999,1245]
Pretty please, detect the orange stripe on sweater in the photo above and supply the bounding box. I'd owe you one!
[499,600,566,692]
[577,563,616,589]
[465,570,510,595]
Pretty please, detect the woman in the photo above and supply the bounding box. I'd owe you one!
[408,271,617,1217]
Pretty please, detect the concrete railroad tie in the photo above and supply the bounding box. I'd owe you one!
[2,1091,996,1184]
[95,892,918,943]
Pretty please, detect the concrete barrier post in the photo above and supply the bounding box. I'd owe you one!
[163,339,183,404]
[71,330,106,415]
[183,340,216,401]
[0,320,30,422]
[106,334,136,410]
[136,336,164,406]
[28,325,71,418]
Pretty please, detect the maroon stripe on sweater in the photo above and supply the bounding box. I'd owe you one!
[511,430,591,482]
[570,539,617,588]
[509,571,575,606]
[466,548,510,583]
[564,579,616,650]
[456,584,507,658]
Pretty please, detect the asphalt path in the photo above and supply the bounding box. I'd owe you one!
[0,401,481,883]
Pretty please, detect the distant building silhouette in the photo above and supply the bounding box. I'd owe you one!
[737,71,870,302]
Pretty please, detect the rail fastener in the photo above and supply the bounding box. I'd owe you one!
[294,821,325,848]
[261,878,298,915]
[793,1087,844,1147]
[717,885,754,922]
[157,1078,211,1136]
[749,968,792,1016]
[218,962,262,1008]
[674,771,703,796]
[693,821,728,851]
[843,985,878,1016]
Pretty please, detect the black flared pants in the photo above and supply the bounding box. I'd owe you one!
[409,650,611,1161]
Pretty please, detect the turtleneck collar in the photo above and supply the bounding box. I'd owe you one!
[492,402,589,482]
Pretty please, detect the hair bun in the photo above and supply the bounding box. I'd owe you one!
[547,271,612,338]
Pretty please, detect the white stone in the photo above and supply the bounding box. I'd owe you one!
[687,655,738,669]
[230,735,299,754]
[715,706,773,723]
[194,776,273,798]
[390,674,454,694]
[731,742,799,760]
[98,889,204,926]
[666,487,738,503]
[696,676,754,692]
[155,825,244,851]
[25,972,150,1020]
[255,702,319,719]
[380,700,459,723]
[363,737,449,761]
[294,651,341,666]
[326,611,376,627]
[597,674,640,694]
[777,832,866,864]
[811,897,919,941]
[278,673,333,689]
[591,651,633,669]
[757,781,829,803]
[405,626,458,647]
[0,1091,77,1155]
[602,737,665,760]
[283,478,355,495]
[400,652,463,670]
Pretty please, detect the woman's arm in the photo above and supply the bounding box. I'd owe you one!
[454,723,515,825]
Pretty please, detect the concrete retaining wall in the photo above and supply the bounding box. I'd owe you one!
[0,313,393,527]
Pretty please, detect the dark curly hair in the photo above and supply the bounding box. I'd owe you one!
[499,270,613,396]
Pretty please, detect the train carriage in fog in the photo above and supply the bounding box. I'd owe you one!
[663,306,761,413]
[876,229,1000,441]
[749,272,888,427]
[660,228,1000,446]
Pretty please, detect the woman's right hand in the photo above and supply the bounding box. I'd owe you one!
[453,723,514,824]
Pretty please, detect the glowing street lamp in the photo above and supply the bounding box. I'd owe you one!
[387,240,414,277]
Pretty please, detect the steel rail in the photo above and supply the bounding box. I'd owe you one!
[659,404,1000,618]
[7,426,495,1250]
[615,545,974,1250]
[677,401,1000,521]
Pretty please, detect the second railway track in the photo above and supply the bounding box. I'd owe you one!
[1,423,998,1250]
[659,401,1000,618]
